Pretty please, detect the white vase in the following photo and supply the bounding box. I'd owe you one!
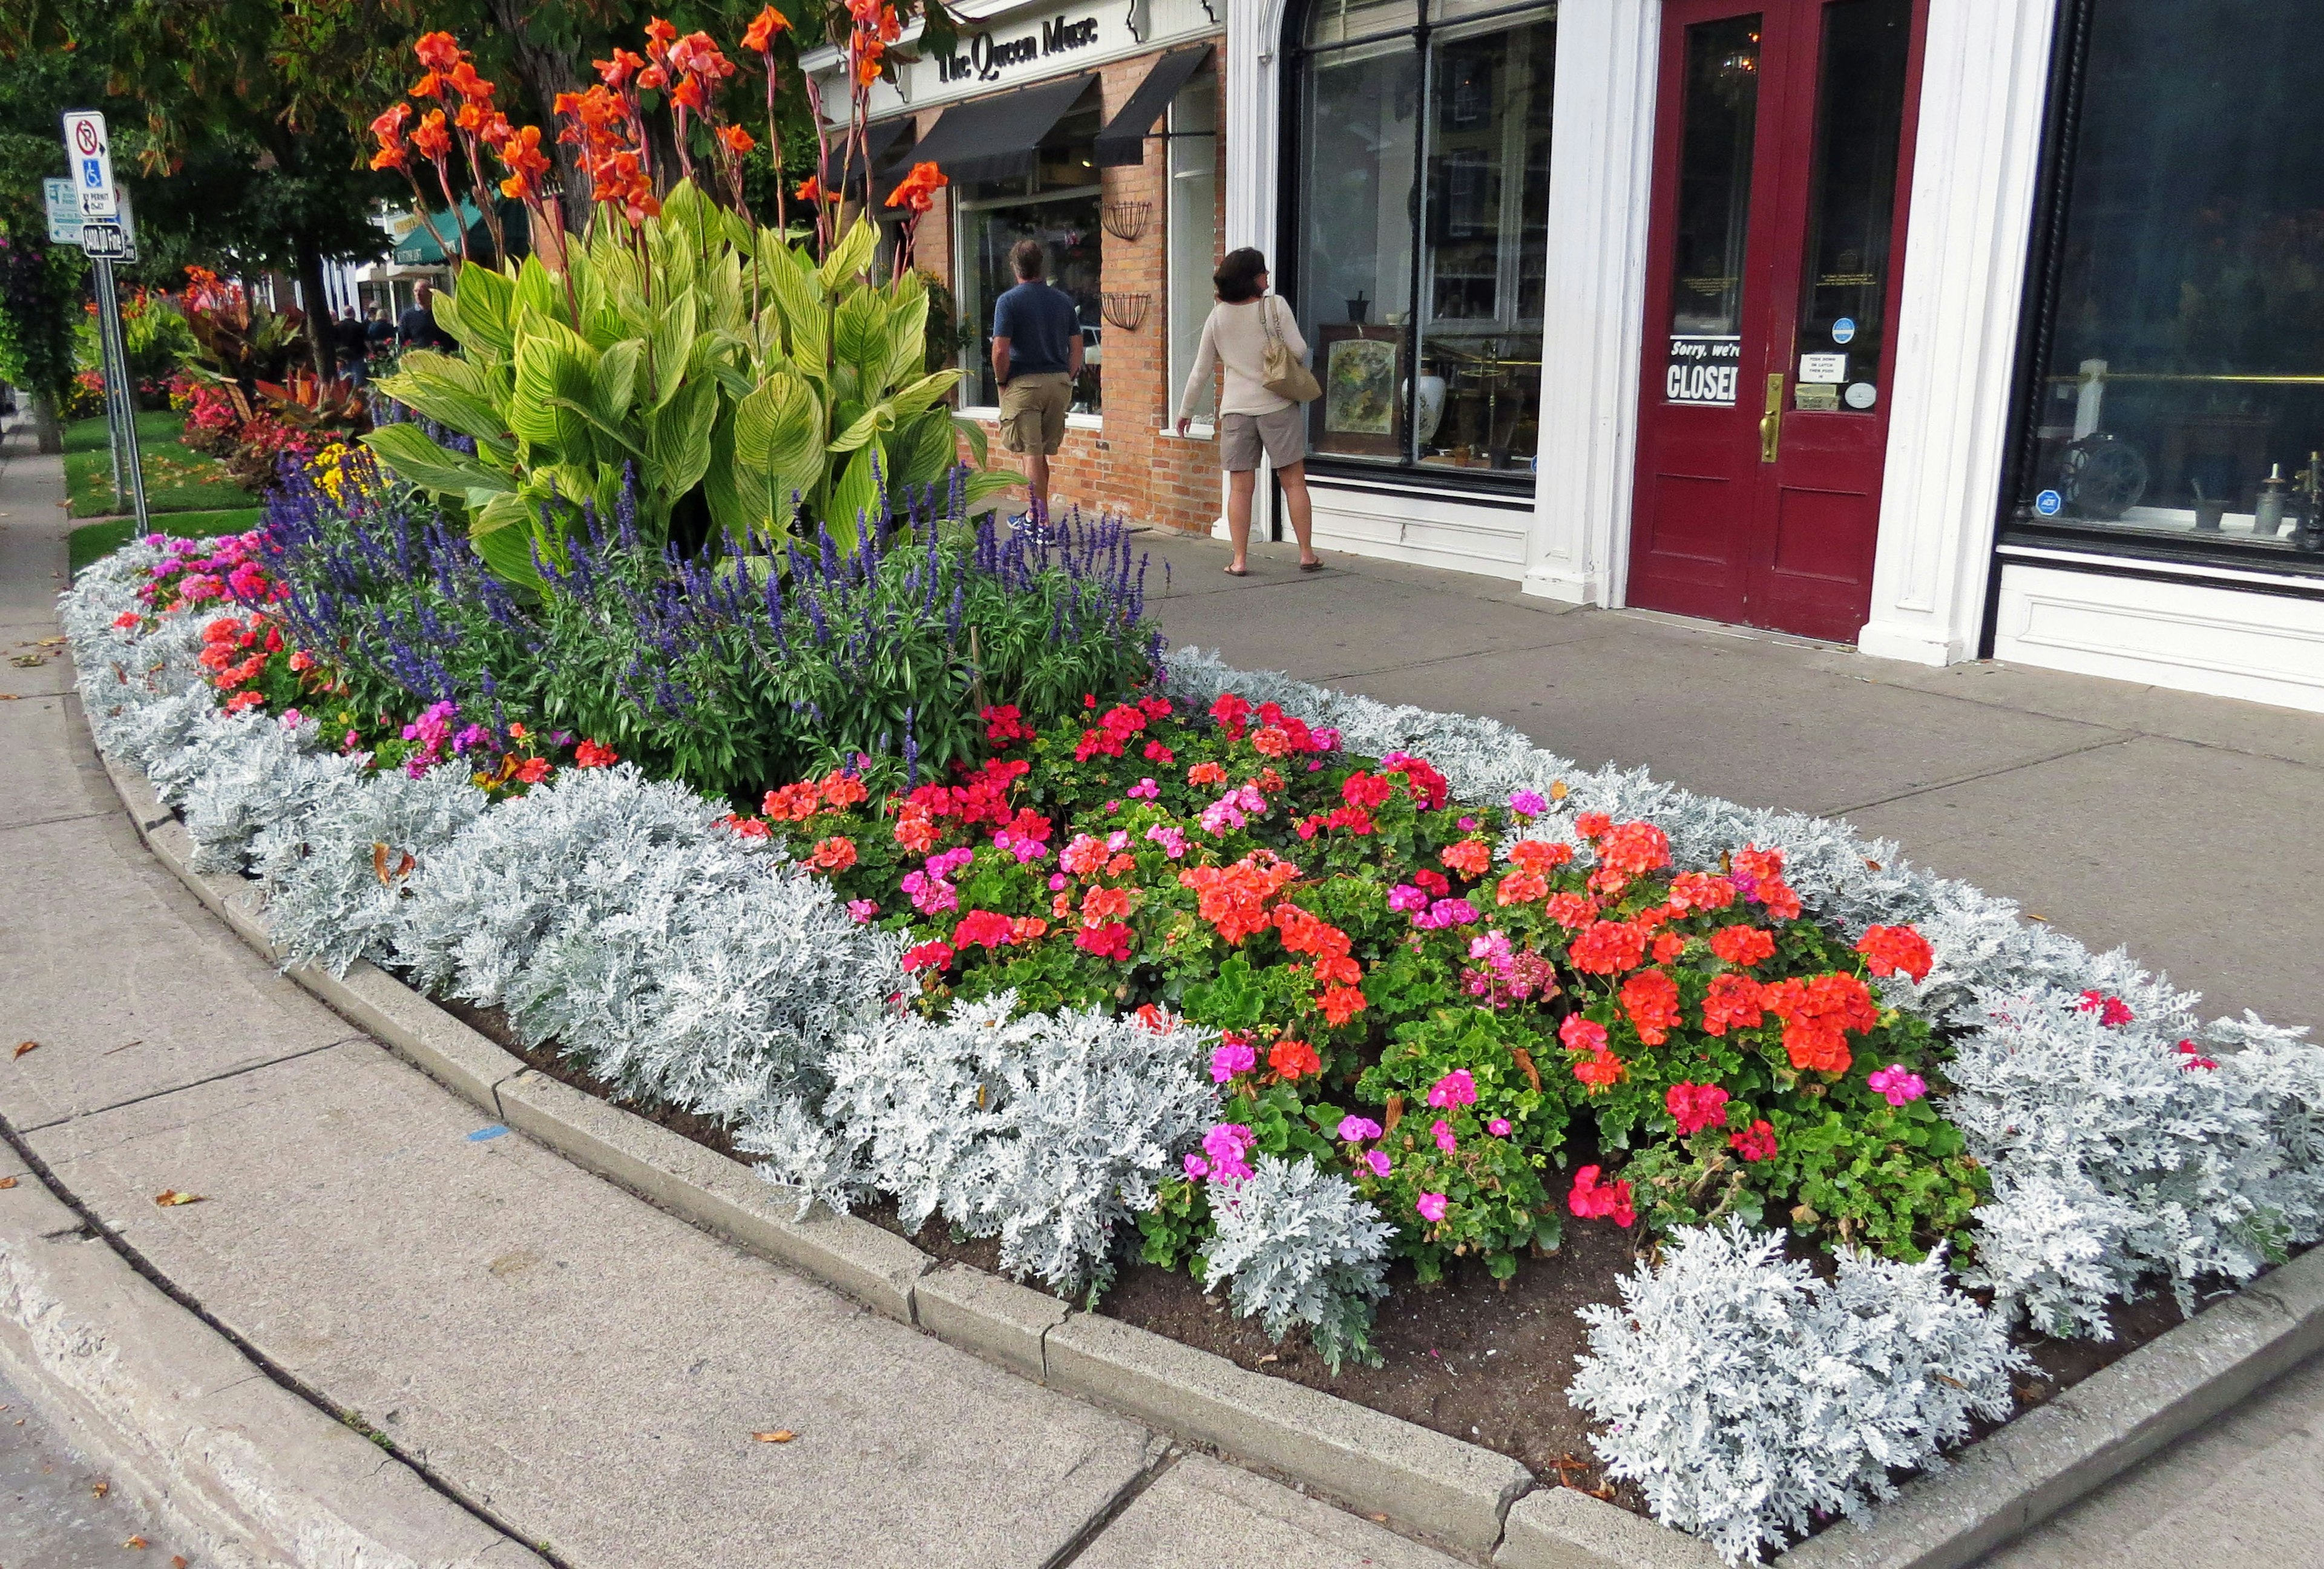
[1407,373,1447,445]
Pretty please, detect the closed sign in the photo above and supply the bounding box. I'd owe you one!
[1667,335,1742,406]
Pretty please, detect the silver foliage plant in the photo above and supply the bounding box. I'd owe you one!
[393,763,905,1126]
[249,765,490,976]
[1569,1220,2024,1564]
[1198,1154,1393,1372]
[778,992,1219,1296]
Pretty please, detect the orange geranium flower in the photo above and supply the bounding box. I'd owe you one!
[1442,839,1492,877]
[1619,968,1681,1046]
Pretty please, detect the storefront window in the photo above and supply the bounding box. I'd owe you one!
[2009,0,2324,557]
[956,103,1105,413]
[1167,67,1221,422]
[1293,0,1554,478]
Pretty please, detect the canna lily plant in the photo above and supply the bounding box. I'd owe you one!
[358,18,1007,588]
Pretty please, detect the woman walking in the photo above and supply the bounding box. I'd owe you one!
[1175,248,1321,575]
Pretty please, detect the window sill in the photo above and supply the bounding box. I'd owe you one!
[960,407,1106,432]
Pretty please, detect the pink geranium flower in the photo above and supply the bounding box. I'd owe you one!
[1416,1193,1448,1222]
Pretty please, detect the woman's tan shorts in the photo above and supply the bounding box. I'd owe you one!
[1219,405,1307,471]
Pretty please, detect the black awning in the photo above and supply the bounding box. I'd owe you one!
[1094,45,1211,168]
[904,74,1094,187]
[820,116,916,193]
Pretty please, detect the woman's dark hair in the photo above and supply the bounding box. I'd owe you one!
[1214,248,1269,303]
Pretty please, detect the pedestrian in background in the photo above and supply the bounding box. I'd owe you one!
[989,238,1082,532]
[1175,247,1321,577]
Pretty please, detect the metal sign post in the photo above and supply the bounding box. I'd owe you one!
[62,112,146,529]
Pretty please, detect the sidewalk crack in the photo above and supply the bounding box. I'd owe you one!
[13,1035,367,1133]
[1040,1446,1179,1569]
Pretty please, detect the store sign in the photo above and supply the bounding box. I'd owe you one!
[938,11,1100,82]
[1666,335,1741,406]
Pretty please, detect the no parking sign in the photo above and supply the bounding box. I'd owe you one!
[62,110,116,218]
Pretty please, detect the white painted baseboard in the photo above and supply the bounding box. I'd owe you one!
[1992,563,2324,713]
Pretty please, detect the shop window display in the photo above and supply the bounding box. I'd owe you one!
[957,105,1106,413]
[1293,0,1554,477]
[2009,0,2324,556]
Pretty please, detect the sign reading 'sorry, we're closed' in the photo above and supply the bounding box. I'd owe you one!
[1667,335,1741,406]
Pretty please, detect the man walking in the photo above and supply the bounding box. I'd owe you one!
[333,309,371,385]
[988,239,1082,529]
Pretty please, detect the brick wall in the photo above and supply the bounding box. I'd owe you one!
[914,45,1229,536]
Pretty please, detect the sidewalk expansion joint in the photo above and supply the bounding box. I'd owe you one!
[1818,733,2139,819]
[1040,1444,1181,1569]
[0,808,107,837]
[1314,632,1616,686]
[11,1036,367,1135]
[0,1107,577,1569]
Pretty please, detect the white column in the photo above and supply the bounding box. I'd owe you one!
[1219,0,1291,542]
[1522,0,1661,607]
[1856,0,2058,665]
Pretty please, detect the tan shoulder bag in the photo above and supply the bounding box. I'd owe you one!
[1259,296,1322,404]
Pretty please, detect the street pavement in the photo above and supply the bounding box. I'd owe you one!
[7,425,2324,1567]
[0,1365,189,1568]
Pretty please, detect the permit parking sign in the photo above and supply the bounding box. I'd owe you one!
[63,110,117,218]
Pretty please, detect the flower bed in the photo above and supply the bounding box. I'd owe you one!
[63,488,2324,1561]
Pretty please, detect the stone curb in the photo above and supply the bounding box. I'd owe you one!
[1045,1309,1533,1554]
[0,1158,545,1569]
[93,752,2324,1569]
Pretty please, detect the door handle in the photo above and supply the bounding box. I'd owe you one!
[1759,372,1784,463]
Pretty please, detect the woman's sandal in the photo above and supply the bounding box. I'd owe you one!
[1299,559,1324,572]
[1224,564,1250,577]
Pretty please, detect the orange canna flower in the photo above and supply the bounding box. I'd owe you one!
[741,5,790,51]
[413,30,463,71]
[369,143,409,172]
[410,109,453,162]
[668,75,705,111]
[369,103,412,140]
[638,63,669,91]
[445,61,496,101]
[795,174,826,201]
[853,39,885,85]
[718,123,757,155]
[882,160,947,214]
[410,71,442,99]
[643,16,679,54]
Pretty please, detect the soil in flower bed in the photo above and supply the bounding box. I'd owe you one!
[422,988,2207,1511]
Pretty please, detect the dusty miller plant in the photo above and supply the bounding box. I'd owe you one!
[1570,1219,2023,1564]
[249,764,490,976]
[1198,1154,1393,1372]
[797,993,1218,1296]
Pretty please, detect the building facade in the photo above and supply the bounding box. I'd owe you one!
[824,0,2324,713]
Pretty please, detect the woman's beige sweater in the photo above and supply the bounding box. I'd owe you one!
[1177,295,1310,421]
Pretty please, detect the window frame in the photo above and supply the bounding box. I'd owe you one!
[1278,0,1558,494]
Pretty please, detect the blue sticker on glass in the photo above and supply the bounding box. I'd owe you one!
[1831,318,1856,345]
[2034,490,2063,517]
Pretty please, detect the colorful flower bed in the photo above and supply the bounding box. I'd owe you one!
[67,498,2324,1562]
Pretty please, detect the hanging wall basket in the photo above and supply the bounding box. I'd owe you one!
[1101,200,1154,243]
[1101,292,1152,332]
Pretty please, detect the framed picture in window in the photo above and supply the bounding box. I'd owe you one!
[1316,324,1405,458]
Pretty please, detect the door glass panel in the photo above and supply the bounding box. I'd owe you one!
[1663,15,1761,408]
[1792,0,1911,413]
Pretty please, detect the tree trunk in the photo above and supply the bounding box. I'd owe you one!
[27,387,62,454]
[294,234,333,379]
[484,0,592,235]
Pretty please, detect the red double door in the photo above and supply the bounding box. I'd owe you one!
[1626,0,1928,643]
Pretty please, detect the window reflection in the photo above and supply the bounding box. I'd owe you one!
[2015,0,2324,552]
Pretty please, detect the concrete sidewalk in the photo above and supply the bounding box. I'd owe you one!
[1142,528,2324,1568]
[0,424,1465,1569]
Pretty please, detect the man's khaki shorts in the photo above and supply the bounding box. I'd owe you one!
[999,373,1071,456]
[1219,405,1307,471]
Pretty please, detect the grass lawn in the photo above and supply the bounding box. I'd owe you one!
[60,409,190,454]
[67,507,264,578]
[64,422,257,519]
